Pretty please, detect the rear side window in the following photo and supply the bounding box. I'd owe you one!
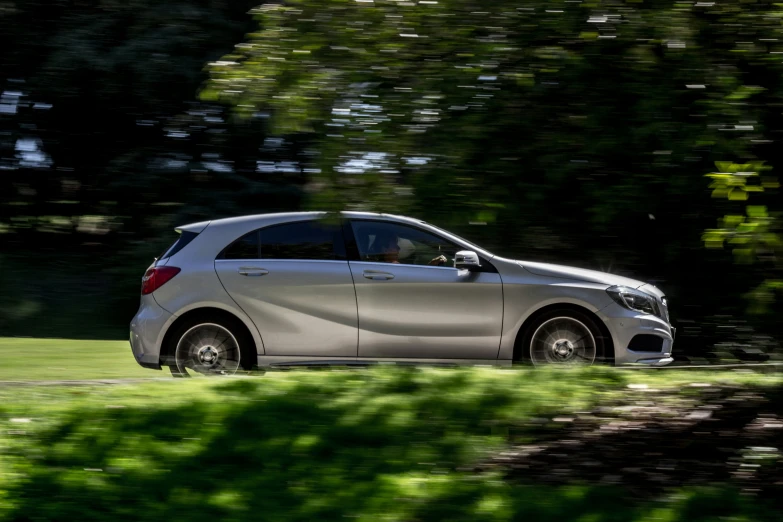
[158,231,198,261]
[261,221,343,260]
[220,220,346,260]
[221,231,259,260]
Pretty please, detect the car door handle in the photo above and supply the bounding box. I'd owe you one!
[363,270,394,280]
[238,267,269,277]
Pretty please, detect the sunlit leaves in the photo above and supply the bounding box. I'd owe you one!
[706,162,769,200]
[703,160,783,312]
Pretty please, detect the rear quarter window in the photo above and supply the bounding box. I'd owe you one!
[159,231,199,261]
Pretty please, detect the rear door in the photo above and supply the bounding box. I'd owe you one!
[215,219,358,357]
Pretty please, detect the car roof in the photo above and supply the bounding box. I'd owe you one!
[176,211,426,233]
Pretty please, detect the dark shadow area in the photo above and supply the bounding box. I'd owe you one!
[0,247,140,340]
[486,384,783,508]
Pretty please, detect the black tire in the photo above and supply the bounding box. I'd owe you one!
[163,313,256,377]
[516,308,612,366]
[168,364,190,378]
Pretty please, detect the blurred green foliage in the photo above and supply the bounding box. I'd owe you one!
[1,367,783,521]
[1,0,783,348]
[703,161,783,313]
[1,0,306,336]
[205,0,783,343]
[203,0,783,229]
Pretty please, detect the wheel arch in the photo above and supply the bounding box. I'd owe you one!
[511,303,614,363]
[159,307,260,370]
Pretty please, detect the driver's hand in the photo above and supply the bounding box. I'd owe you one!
[429,255,448,266]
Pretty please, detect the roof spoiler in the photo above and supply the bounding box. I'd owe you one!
[176,220,211,234]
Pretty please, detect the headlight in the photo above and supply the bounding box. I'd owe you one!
[606,285,661,317]
[660,296,670,323]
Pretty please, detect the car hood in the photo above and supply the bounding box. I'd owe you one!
[516,260,647,288]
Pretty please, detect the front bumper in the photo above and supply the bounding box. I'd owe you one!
[129,295,173,370]
[630,356,674,367]
[596,302,675,366]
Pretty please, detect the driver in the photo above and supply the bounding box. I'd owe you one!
[373,230,448,266]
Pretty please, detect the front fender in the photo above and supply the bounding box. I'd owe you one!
[498,281,613,360]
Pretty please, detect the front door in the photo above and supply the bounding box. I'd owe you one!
[215,220,358,357]
[347,220,503,360]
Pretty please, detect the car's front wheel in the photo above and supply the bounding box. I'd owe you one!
[520,309,610,366]
[166,316,251,377]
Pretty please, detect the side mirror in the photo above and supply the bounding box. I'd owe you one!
[455,250,481,270]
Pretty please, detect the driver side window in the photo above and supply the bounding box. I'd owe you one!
[350,221,459,267]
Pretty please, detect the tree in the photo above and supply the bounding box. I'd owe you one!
[202,1,783,244]
[203,0,783,348]
[0,0,310,337]
[703,162,783,314]
[0,0,307,244]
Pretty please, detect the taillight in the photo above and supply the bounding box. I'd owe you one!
[141,266,181,295]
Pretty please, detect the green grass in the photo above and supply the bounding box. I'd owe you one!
[0,338,155,381]
[0,365,782,521]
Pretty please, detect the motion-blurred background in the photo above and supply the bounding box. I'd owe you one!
[2,0,782,361]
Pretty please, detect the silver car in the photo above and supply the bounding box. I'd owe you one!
[130,211,674,376]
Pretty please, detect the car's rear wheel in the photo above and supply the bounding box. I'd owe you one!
[166,316,252,377]
[521,309,609,366]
